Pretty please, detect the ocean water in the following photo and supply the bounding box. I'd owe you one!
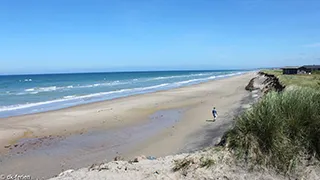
[0,70,245,118]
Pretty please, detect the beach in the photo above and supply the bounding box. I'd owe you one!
[0,72,255,179]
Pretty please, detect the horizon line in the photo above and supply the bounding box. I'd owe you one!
[0,68,263,76]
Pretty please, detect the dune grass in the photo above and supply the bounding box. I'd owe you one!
[226,87,320,172]
[173,158,193,172]
[263,70,320,89]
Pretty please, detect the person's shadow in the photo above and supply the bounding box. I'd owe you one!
[206,119,215,122]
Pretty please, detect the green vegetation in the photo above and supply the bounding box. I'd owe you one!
[199,157,215,168]
[172,156,216,174]
[227,87,320,172]
[262,69,282,76]
[173,157,194,172]
[263,69,320,89]
[312,70,320,75]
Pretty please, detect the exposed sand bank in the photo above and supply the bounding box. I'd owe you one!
[0,72,255,179]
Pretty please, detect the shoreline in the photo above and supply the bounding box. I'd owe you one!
[0,72,246,119]
[0,72,252,146]
[0,72,256,179]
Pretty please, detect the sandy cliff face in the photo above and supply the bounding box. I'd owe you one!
[257,72,285,93]
[246,72,285,93]
[244,72,286,106]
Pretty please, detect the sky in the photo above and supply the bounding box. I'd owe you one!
[1,0,320,74]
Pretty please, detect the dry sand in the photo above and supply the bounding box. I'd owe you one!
[50,148,320,180]
[0,72,256,179]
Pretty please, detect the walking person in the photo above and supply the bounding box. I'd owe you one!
[212,107,218,120]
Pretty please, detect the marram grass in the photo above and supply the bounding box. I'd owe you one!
[227,87,320,172]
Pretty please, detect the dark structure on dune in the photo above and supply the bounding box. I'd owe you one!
[281,65,320,75]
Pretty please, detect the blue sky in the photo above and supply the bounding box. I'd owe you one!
[1,0,320,74]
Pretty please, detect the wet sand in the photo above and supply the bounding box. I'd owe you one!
[0,72,255,179]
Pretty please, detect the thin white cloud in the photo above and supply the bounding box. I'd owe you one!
[304,43,320,47]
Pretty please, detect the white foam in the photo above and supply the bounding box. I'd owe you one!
[173,76,217,86]
[25,88,35,92]
[79,81,125,88]
[137,83,169,90]
[74,83,169,99]
[20,80,125,95]
[149,73,213,81]
[0,83,170,112]
[0,99,70,112]
[39,86,57,92]
[23,86,59,94]
[63,95,76,99]
[175,79,200,85]
[172,72,243,86]
[208,76,216,79]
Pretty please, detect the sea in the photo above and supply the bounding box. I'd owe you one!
[0,70,246,118]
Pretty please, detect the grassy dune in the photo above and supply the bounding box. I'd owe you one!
[225,70,320,173]
[263,70,320,89]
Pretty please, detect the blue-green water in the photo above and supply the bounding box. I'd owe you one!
[0,70,245,117]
